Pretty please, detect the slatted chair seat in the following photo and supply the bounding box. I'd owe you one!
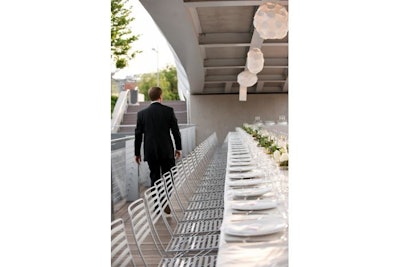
[128,198,219,267]
[182,208,224,221]
[190,192,224,201]
[186,199,224,210]
[160,173,223,235]
[166,234,220,253]
[141,186,221,254]
[196,178,226,185]
[173,220,222,236]
[194,185,225,194]
[160,255,217,267]
[111,218,136,267]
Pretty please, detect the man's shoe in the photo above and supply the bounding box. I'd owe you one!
[164,205,171,214]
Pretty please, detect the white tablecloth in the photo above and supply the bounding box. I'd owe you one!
[216,129,289,267]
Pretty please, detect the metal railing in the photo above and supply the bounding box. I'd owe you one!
[111,90,131,133]
[111,125,196,218]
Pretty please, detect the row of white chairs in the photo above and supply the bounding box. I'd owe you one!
[111,133,228,267]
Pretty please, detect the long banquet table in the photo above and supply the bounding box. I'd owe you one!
[216,127,289,267]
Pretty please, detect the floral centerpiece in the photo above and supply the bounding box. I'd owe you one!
[272,139,289,167]
[242,124,288,168]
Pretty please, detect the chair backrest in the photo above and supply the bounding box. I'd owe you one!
[143,186,162,226]
[183,155,196,178]
[162,171,184,220]
[170,165,185,190]
[184,155,202,186]
[143,184,174,242]
[153,179,175,234]
[111,218,136,267]
[127,198,163,266]
[170,165,192,201]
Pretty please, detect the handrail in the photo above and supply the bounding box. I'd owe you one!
[111,90,130,133]
[111,135,135,144]
[111,124,197,212]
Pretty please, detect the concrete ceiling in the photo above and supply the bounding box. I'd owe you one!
[139,0,288,96]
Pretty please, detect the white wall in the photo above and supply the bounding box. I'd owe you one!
[190,94,288,145]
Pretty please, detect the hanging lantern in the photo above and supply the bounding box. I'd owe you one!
[253,2,288,40]
[237,70,258,87]
[239,86,247,101]
[246,48,264,74]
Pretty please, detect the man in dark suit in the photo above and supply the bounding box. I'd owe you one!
[134,86,182,188]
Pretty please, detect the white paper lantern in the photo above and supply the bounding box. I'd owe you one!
[237,70,258,87]
[253,2,288,40]
[239,86,247,101]
[246,48,264,74]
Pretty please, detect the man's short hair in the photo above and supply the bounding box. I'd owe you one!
[148,87,162,101]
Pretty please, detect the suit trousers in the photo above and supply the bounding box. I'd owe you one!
[147,158,176,187]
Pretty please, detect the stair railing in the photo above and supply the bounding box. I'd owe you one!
[111,90,130,133]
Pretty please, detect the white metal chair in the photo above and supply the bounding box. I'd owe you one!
[183,149,227,193]
[160,172,222,235]
[128,198,218,266]
[111,218,136,267]
[166,168,224,211]
[141,184,220,254]
[180,153,225,195]
[159,170,224,221]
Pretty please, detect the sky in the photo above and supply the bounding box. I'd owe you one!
[111,0,176,77]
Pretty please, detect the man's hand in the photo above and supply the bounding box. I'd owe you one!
[175,150,181,159]
[135,155,141,164]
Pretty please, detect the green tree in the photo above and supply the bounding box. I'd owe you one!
[161,65,179,99]
[137,65,179,101]
[111,0,140,69]
[111,95,118,115]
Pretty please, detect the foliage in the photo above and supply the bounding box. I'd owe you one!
[242,125,289,167]
[161,65,179,100]
[242,126,273,153]
[137,65,179,101]
[111,95,118,115]
[111,0,141,69]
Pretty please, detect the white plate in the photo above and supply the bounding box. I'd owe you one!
[229,158,252,162]
[230,199,278,210]
[224,217,286,237]
[229,157,253,163]
[228,162,253,167]
[230,151,249,156]
[229,154,252,159]
[230,146,246,150]
[228,161,254,167]
[229,146,245,151]
[228,166,255,172]
[227,170,264,179]
[228,159,254,165]
[232,186,271,197]
[227,178,267,186]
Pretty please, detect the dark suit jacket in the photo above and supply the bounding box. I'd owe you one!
[134,102,182,161]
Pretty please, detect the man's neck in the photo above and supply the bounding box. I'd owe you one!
[151,99,162,103]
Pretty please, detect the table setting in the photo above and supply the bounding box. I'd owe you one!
[216,128,288,267]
